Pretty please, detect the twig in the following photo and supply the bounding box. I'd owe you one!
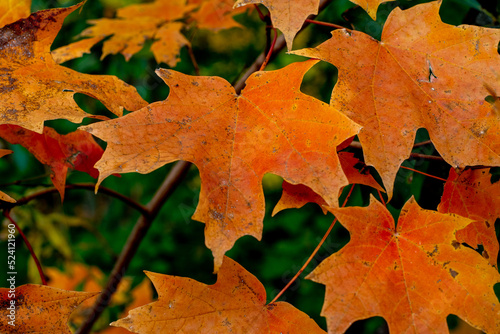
[412,140,432,148]
[0,173,50,187]
[4,210,47,285]
[2,184,149,218]
[75,161,192,334]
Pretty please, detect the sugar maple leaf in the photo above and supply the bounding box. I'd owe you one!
[0,125,104,201]
[0,0,30,28]
[273,152,383,215]
[79,0,194,66]
[0,284,98,333]
[309,196,500,333]
[111,256,325,333]
[81,60,360,271]
[0,3,147,134]
[189,0,246,30]
[292,1,500,197]
[349,0,395,20]
[234,0,320,51]
[0,149,15,203]
[438,167,500,266]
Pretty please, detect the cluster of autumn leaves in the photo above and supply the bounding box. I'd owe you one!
[0,0,499,333]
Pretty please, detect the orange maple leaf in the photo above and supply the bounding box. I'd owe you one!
[79,0,195,66]
[0,3,147,134]
[273,151,383,215]
[0,149,15,203]
[350,0,395,20]
[111,256,325,333]
[0,284,97,333]
[438,167,500,266]
[0,0,30,28]
[309,196,500,333]
[234,0,320,51]
[0,125,104,201]
[81,60,360,271]
[292,1,500,197]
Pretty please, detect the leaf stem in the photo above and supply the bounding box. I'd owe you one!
[305,19,346,30]
[268,184,355,304]
[259,27,278,71]
[400,166,447,182]
[377,189,386,206]
[3,210,47,285]
[75,161,192,334]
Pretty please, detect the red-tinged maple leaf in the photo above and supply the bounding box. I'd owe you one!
[349,0,395,20]
[0,3,147,134]
[188,0,246,31]
[0,125,104,201]
[51,36,104,64]
[292,1,500,198]
[438,167,500,266]
[0,149,15,203]
[273,152,383,215]
[234,0,320,51]
[0,0,30,28]
[81,60,361,271]
[0,284,98,333]
[309,196,500,333]
[111,256,325,333]
[79,0,195,66]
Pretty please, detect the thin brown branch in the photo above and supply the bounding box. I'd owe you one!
[2,183,149,218]
[4,210,47,285]
[75,161,192,334]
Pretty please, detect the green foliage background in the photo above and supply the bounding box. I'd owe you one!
[0,0,499,332]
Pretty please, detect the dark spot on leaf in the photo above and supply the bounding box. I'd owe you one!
[449,268,458,278]
[451,240,460,249]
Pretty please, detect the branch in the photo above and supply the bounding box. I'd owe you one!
[75,161,192,334]
[2,183,149,218]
